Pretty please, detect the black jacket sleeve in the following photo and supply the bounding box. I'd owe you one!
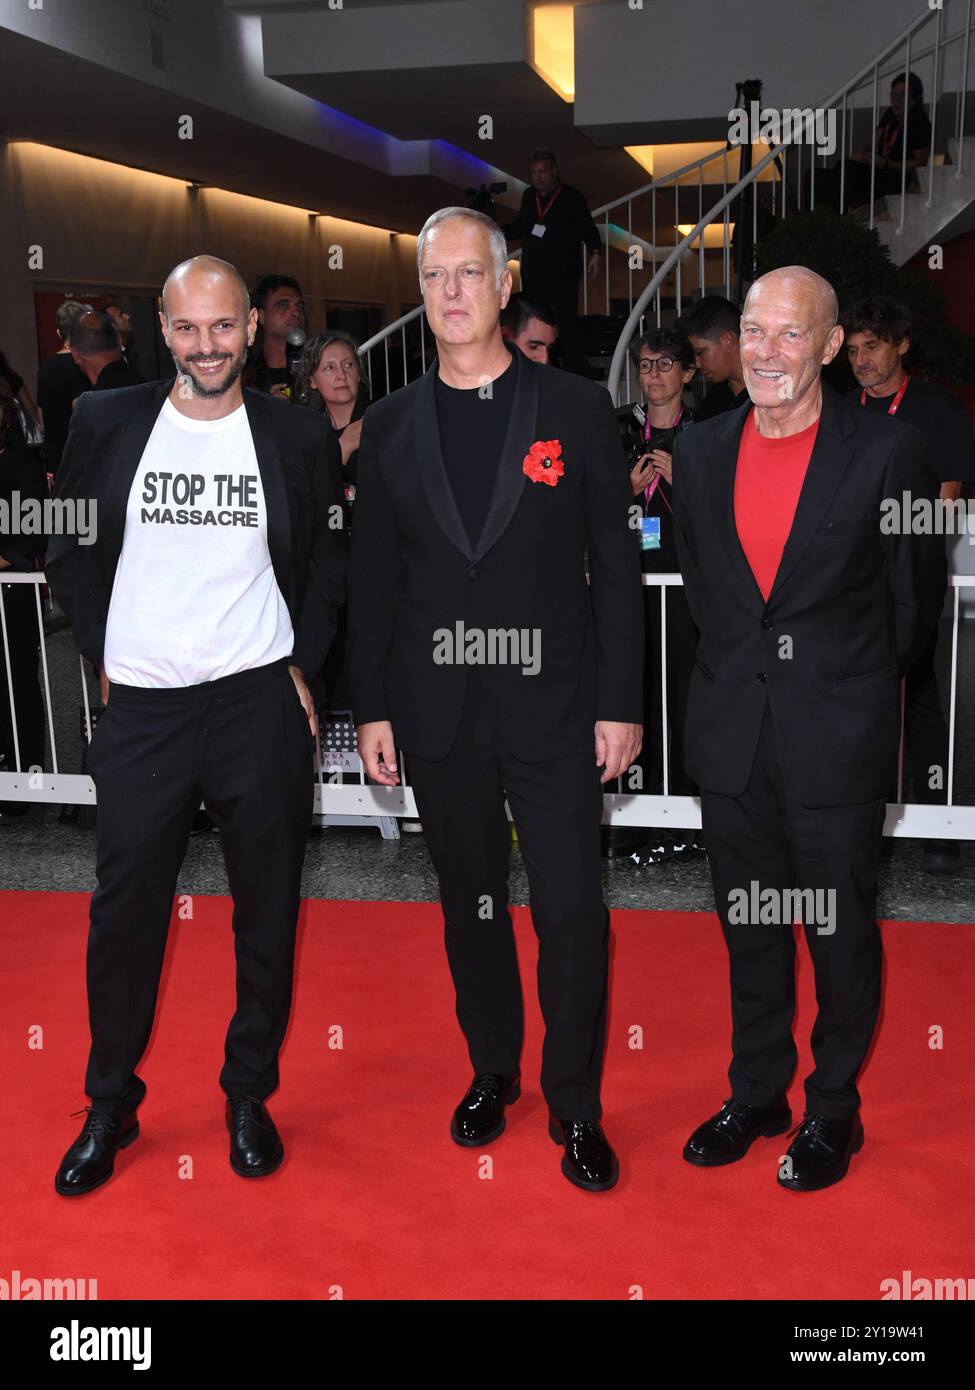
[584,387,644,723]
[44,391,108,671]
[289,417,347,682]
[347,409,402,726]
[882,423,948,674]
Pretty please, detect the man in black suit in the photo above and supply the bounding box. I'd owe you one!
[673,267,944,1191]
[349,208,643,1191]
[47,256,345,1196]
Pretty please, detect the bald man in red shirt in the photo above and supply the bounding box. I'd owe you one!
[672,267,944,1191]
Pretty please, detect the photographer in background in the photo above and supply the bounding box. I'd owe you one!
[246,274,307,397]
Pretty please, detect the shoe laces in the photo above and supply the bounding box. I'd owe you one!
[229,1095,263,1126]
[717,1099,755,1135]
[70,1106,119,1140]
[470,1073,505,1098]
[789,1113,835,1149]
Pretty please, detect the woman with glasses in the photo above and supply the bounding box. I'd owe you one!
[608,328,702,865]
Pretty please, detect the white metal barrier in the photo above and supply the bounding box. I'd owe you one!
[1,570,972,840]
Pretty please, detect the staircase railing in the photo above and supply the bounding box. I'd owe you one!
[358,140,757,394]
[607,0,975,405]
[357,0,975,406]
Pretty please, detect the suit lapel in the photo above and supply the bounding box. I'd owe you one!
[473,348,538,563]
[710,399,767,610]
[767,386,854,604]
[414,362,475,561]
[101,381,171,564]
[243,388,292,598]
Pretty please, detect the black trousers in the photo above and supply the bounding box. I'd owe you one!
[0,582,44,775]
[700,701,886,1119]
[406,670,609,1119]
[83,658,315,1113]
[904,626,950,806]
[522,272,587,375]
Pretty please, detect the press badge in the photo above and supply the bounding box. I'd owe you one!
[531,223,547,237]
[641,516,661,551]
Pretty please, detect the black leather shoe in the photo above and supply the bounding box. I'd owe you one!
[548,1114,619,1192]
[683,1097,792,1166]
[54,1106,140,1196]
[450,1073,520,1146]
[225,1096,283,1177]
[777,1112,864,1191]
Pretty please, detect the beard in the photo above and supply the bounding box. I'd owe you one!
[170,344,248,399]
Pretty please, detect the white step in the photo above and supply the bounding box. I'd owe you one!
[875,136,975,264]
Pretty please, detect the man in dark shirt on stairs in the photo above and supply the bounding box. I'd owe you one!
[503,149,602,376]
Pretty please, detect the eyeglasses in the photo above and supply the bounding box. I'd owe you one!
[638,357,677,374]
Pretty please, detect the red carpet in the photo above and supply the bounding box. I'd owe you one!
[2,889,973,1301]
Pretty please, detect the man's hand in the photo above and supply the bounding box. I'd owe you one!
[99,669,109,706]
[269,382,291,399]
[288,664,318,738]
[587,250,603,283]
[356,720,400,785]
[594,720,643,784]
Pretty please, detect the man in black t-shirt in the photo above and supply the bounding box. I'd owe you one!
[247,274,307,396]
[503,150,602,375]
[350,207,643,1192]
[69,311,145,392]
[845,296,974,873]
[829,73,933,214]
[676,296,750,422]
[37,300,91,476]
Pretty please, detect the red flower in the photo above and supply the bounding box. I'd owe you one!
[523,438,564,486]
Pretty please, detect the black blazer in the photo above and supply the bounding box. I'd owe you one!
[672,385,946,807]
[348,349,644,762]
[46,381,346,683]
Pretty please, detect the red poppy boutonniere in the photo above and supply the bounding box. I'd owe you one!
[522,439,565,487]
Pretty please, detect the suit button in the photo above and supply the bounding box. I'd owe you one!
[757,672,767,683]
[761,617,773,630]
[469,568,480,580]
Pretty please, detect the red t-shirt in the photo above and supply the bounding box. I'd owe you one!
[734,412,820,601]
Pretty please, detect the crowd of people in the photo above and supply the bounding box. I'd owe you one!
[1,234,973,882]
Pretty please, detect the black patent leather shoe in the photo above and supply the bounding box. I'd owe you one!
[54,1106,140,1196]
[226,1095,284,1177]
[683,1097,792,1166]
[450,1073,520,1146]
[548,1115,619,1192]
[777,1112,864,1191]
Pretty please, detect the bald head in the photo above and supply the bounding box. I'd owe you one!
[159,255,257,407]
[740,265,844,422]
[162,256,250,320]
[745,266,838,335]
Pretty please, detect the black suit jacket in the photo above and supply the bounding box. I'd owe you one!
[46,381,346,683]
[672,385,946,807]
[348,349,644,762]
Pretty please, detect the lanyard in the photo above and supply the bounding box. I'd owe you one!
[642,408,682,509]
[860,375,909,415]
[879,117,903,159]
[534,184,563,221]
